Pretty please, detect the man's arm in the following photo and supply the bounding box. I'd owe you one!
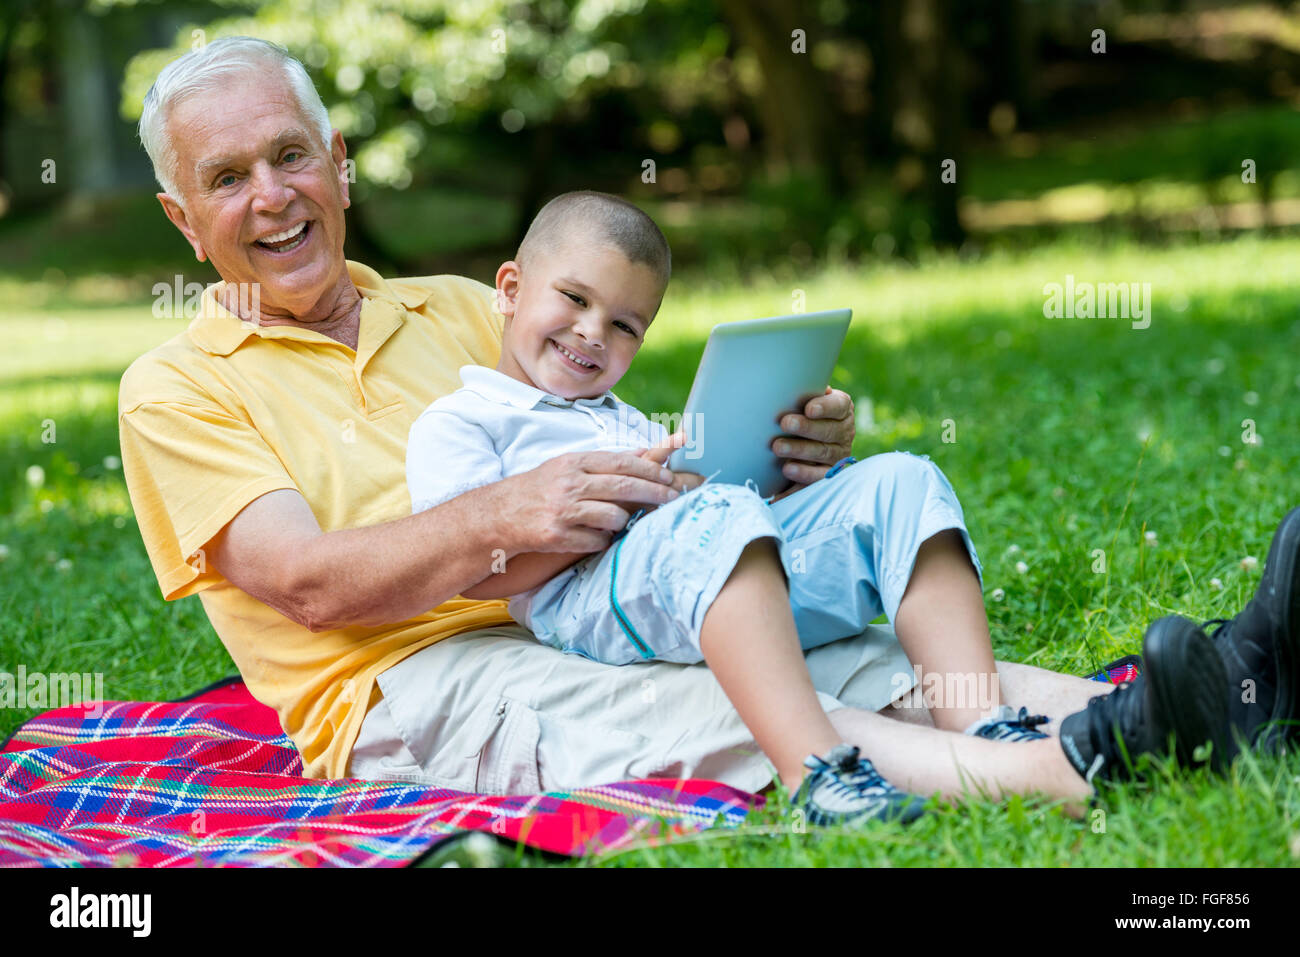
[206,450,683,632]
[459,432,702,600]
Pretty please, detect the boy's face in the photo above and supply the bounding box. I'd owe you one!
[495,239,664,400]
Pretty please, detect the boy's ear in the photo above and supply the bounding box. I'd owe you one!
[495,260,521,318]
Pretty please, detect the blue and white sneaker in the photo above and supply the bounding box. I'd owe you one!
[964,705,1050,742]
[792,744,925,826]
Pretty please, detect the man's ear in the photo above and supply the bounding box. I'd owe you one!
[495,260,521,318]
[330,129,351,210]
[157,193,207,263]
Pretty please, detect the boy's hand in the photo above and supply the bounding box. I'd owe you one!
[639,431,705,494]
[614,433,705,517]
[770,387,855,497]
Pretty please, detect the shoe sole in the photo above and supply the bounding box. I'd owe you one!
[1143,616,1229,773]
[1254,505,1300,753]
[804,794,927,829]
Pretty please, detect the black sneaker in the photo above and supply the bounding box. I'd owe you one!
[1058,616,1229,784]
[1205,505,1300,757]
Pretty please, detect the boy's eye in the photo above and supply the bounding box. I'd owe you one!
[614,321,638,335]
[563,291,586,306]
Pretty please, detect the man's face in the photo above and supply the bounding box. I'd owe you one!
[157,69,351,320]
[495,240,663,400]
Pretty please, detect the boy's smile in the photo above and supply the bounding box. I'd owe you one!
[494,241,664,400]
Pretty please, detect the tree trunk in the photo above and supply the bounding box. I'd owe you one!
[865,0,903,159]
[512,122,555,249]
[896,0,965,247]
[715,0,843,191]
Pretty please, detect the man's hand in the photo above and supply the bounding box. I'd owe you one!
[769,387,855,501]
[461,447,686,599]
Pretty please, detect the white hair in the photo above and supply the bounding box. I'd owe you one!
[138,36,332,202]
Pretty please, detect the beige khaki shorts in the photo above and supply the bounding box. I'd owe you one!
[347,623,915,796]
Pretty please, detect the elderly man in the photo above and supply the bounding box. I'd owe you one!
[120,36,1297,813]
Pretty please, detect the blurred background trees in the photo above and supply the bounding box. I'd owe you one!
[1,0,1298,284]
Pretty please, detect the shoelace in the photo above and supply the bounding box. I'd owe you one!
[1203,617,1231,639]
[973,706,1050,741]
[1083,680,1147,778]
[810,746,893,796]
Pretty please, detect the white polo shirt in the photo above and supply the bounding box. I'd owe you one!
[406,365,669,513]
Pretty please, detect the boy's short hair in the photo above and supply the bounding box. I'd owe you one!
[517,191,671,291]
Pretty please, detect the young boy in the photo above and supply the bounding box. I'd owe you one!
[406,191,1016,826]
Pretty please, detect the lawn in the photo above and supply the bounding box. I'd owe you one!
[3,233,1300,866]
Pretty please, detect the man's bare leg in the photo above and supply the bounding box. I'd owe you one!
[882,661,1116,738]
[986,661,1115,737]
[826,705,1095,815]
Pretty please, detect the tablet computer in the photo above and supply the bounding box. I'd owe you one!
[666,308,852,497]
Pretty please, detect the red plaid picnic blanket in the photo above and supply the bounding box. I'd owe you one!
[0,676,757,867]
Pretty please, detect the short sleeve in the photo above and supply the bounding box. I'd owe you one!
[118,399,299,601]
[406,405,504,513]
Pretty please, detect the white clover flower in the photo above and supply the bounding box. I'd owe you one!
[1209,578,1223,591]
[102,455,121,471]
[1241,556,1259,572]
[26,465,45,488]
[55,558,72,573]
[1243,391,1259,407]
[1144,530,1157,545]
[0,544,9,562]
[1015,561,1029,575]
[1006,544,1021,555]
[990,588,1005,602]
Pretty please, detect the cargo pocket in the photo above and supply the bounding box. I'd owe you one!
[530,711,657,792]
[473,695,542,796]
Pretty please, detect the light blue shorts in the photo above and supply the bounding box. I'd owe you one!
[508,451,983,666]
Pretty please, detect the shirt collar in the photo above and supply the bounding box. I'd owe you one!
[187,260,424,357]
[458,365,617,411]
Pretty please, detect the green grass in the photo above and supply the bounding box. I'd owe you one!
[3,233,1300,866]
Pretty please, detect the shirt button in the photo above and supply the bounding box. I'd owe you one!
[496,703,507,716]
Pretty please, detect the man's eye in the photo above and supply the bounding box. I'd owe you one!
[217,174,237,187]
[563,291,586,306]
[282,150,302,163]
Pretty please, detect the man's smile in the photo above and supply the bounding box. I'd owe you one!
[253,219,312,253]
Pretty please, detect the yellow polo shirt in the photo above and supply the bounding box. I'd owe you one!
[118,261,516,779]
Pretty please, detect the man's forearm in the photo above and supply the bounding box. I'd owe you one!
[292,483,530,630]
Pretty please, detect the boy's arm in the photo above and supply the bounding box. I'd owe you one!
[460,551,592,598]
